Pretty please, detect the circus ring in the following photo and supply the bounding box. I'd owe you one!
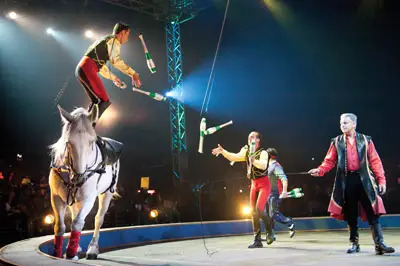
[1,215,399,265]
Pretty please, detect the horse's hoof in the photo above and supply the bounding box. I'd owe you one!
[86,253,98,260]
[65,255,79,261]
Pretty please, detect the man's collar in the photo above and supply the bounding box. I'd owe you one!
[345,131,356,138]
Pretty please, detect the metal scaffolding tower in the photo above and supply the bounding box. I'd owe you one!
[101,0,209,183]
[166,18,187,182]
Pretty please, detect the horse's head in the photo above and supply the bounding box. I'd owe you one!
[57,105,98,183]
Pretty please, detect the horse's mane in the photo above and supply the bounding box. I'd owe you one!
[49,107,96,166]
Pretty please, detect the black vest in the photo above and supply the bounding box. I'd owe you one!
[332,133,378,206]
[85,35,116,69]
[246,147,268,180]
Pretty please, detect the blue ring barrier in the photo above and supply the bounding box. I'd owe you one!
[1,215,399,265]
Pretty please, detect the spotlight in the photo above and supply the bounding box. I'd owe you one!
[149,209,158,218]
[239,189,243,193]
[46,28,54,35]
[241,205,252,216]
[16,153,23,161]
[44,214,55,224]
[85,30,94,39]
[8,11,18,20]
[165,90,179,99]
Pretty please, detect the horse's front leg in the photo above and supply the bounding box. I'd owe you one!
[87,192,113,259]
[66,196,96,259]
[50,193,67,258]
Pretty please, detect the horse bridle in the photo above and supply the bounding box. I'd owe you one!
[54,139,108,206]
[64,141,99,185]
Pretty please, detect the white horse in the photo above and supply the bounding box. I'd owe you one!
[49,105,121,260]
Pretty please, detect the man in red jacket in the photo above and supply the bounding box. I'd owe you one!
[309,113,394,255]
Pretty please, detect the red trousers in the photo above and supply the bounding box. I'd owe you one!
[249,176,271,212]
[76,56,109,102]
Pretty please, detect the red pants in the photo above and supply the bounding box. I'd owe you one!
[76,56,109,102]
[250,176,271,212]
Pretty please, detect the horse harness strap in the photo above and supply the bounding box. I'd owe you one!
[96,137,119,194]
[51,137,122,206]
[51,144,106,206]
[52,162,107,206]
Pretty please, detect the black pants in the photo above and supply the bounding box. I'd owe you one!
[344,172,379,228]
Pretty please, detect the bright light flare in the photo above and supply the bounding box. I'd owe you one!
[44,214,55,224]
[147,189,156,195]
[262,0,293,27]
[46,28,54,35]
[150,209,158,218]
[85,30,94,39]
[241,205,252,216]
[165,89,180,100]
[8,11,18,20]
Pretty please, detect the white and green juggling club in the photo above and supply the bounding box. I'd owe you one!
[290,188,302,194]
[287,192,304,198]
[280,188,304,199]
[138,34,156,74]
[132,87,167,102]
[230,145,248,166]
[203,120,233,135]
[198,117,207,154]
[247,140,256,177]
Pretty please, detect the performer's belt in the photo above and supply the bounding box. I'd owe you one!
[252,175,268,180]
[347,170,359,175]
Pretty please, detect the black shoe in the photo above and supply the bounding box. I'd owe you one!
[289,223,296,238]
[371,223,395,255]
[266,234,276,245]
[98,101,111,116]
[375,243,395,255]
[248,241,263,248]
[347,242,360,253]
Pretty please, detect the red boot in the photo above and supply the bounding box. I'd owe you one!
[53,235,64,258]
[66,231,81,259]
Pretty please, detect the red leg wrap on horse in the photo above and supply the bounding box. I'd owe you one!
[53,235,64,258]
[66,231,81,258]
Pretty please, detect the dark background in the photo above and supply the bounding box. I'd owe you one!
[1,0,399,222]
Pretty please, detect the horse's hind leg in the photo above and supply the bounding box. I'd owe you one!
[51,193,67,258]
[87,192,113,259]
[66,197,96,259]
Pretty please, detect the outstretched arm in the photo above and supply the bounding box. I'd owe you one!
[99,64,117,81]
[108,38,136,77]
[309,142,337,176]
[212,145,247,162]
[99,65,124,88]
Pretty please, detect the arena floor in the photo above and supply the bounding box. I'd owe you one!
[78,229,400,266]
